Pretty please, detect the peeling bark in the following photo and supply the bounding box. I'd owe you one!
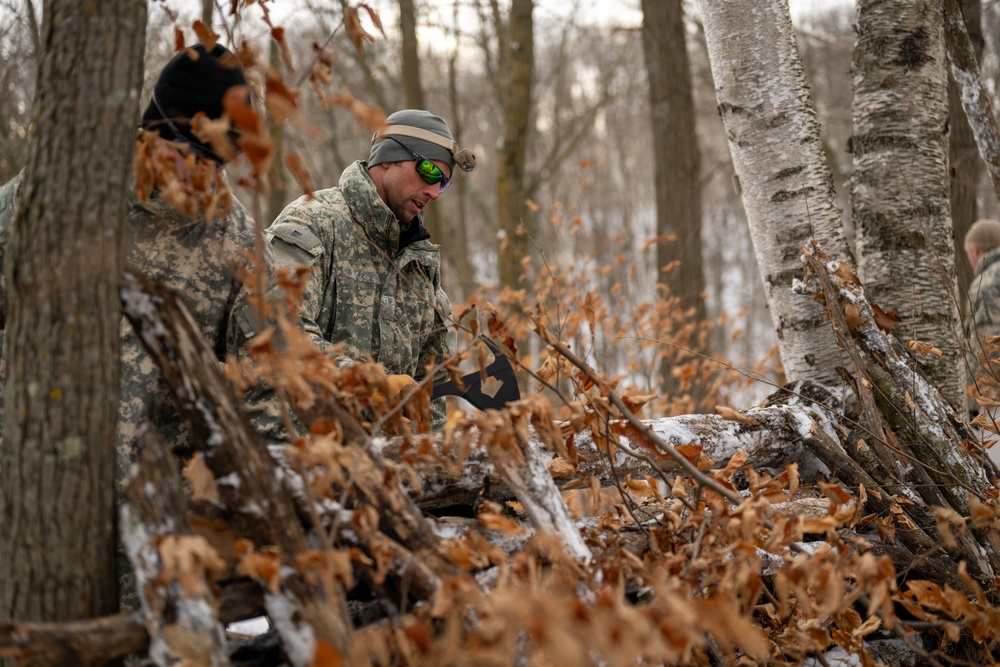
[852,0,965,408]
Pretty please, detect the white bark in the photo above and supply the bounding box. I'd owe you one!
[696,0,854,388]
[944,0,1000,201]
[852,0,965,408]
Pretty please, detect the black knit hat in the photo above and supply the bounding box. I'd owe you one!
[140,44,247,163]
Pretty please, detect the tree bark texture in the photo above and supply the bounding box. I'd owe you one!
[852,0,965,408]
[496,0,534,289]
[641,0,705,322]
[641,0,708,402]
[697,0,853,388]
[948,0,983,313]
[0,0,146,627]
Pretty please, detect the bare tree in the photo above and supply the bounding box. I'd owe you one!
[641,0,706,398]
[697,0,853,388]
[852,0,965,408]
[495,0,535,288]
[0,0,146,626]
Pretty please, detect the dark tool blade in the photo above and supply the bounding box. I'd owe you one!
[432,336,520,410]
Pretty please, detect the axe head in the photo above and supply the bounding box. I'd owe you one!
[432,336,520,411]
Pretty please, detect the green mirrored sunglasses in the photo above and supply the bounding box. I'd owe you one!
[387,136,451,193]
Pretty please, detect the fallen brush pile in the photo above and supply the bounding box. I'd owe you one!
[3,245,1000,667]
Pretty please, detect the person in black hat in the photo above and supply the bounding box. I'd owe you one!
[0,42,263,612]
[141,42,248,162]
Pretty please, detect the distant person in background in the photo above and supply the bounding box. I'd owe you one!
[965,219,1000,385]
[0,43,261,610]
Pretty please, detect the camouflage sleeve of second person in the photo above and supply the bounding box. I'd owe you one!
[229,193,356,367]
[967,263,1000,383]
[420,265,458,428]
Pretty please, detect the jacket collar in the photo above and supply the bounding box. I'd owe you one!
[340,160,430,256]
[975,246,1000,277]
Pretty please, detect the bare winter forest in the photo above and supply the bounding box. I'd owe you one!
[3,0,1000,665]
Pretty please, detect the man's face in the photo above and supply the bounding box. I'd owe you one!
[377,159,452,224]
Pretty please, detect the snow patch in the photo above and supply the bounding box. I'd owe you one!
[265,590,316,666]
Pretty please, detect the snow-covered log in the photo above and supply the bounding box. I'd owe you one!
[376,383,843,510]
[800,243,1000,580]
[0,580,264,666]
[121,427,229,666]
[121,270,353,665]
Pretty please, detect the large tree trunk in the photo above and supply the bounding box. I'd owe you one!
[697,0,853,388]
[0,0,146,628]
[852,0,965,408]
[641,0,708,402]
[496,0,534,289]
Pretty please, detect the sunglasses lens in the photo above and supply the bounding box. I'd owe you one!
[415,159,443,183]
[415,159,450,192]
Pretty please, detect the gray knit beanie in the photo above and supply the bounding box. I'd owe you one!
[965,218,1000,252]
[369,109,476,175]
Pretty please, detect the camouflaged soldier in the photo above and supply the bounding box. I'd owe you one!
[241,109,470,435]
[966,219,1000,391]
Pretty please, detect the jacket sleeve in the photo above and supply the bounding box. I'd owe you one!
[261,208,357,368]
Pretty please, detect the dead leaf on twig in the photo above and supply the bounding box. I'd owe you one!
[906,339,943,358]
[715,405,757,425]
[872,303,901,333]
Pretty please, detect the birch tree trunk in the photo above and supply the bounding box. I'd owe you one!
[697,0,853,388]
[852,0,965,408]
[0,0,146,627]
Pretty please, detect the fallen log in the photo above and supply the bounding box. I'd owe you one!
[0,581,264,666]
[121,427,229,666]
[800,243,1000,580]
[375,382,844,510]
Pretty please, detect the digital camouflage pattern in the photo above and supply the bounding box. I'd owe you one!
[0,171,258,491]
[237,160,456,437]
[0,171,260,610]
[967,246,1000,386]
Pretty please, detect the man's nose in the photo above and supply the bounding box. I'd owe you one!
[423,183,441,200]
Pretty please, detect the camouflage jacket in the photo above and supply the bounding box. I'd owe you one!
[0,171,259,493]
[244,160,456,428]
[967,246,1000,383]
